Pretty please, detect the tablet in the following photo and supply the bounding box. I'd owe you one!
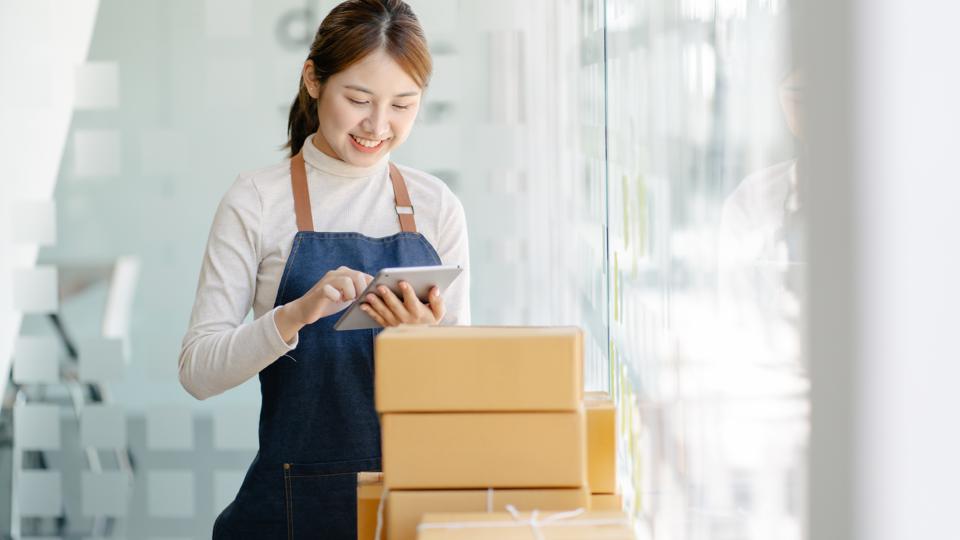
[333,265,463,331]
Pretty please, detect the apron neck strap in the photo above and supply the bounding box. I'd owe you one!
[388,163,417,233]
[291,152,314,232]
[290,152,418,233]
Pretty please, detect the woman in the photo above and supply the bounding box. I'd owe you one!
[177,1,470,536]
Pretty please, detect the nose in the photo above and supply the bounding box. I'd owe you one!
[361,107,390,139]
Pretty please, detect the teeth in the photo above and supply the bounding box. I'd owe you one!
[351,135,382,148]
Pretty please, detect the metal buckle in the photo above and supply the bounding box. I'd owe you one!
[396,206,414,215]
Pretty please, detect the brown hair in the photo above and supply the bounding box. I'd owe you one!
[285,0,432,157]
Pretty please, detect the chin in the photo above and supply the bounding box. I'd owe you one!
[349,151,380,164]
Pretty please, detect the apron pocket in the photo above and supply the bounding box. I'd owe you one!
[283,458,379,539]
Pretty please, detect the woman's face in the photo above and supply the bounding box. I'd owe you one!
[304,49,422,167]
[779,68,805,140]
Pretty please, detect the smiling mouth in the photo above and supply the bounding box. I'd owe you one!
[350,134,388,149]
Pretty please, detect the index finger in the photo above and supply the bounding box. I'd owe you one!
[398,281,422,311]
[322,284,342,302]
[350,271,369,299]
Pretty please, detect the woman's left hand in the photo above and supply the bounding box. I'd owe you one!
[360,281,445,327]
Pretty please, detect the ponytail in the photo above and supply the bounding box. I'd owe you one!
[286,77,320,157]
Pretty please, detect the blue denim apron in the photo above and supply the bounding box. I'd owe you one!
[213,152,441,539]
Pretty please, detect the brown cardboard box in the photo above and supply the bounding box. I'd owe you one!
[416,510,633,539]
[590,492,623,511]
[387,488,589,540]
[585,391,617,493]
[382,411,587,489]
[375,326,583,412]
[357,473,384,540]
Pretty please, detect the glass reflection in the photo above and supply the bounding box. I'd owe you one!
[606,0,806,538]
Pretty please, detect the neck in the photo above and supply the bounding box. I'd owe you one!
[301,133,389,179]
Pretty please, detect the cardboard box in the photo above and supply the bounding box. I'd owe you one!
[416,510,633,539]
[382,411,587,489]
[590,492,622,511]
[387,488,589,540]
[357,473,384,540]
[375,326,583,412]
[585,392,617,494]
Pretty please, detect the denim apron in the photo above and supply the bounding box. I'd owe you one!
[213,152,441,539]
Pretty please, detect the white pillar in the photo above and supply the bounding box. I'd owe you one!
[804,0,960,538]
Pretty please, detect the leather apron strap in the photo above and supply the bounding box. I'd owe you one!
[290,152,418,233]
[389,162,417,233]
[290,152,314,232]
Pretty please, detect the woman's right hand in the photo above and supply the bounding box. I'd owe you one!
[275,266,373,343]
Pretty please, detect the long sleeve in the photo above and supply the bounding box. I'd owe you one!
[178,175,297,400]
[435,190,471,325]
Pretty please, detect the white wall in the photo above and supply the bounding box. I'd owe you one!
[805,0,960,538]
[0,0,100,388]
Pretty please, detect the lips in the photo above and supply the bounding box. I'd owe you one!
[350,134,387,153]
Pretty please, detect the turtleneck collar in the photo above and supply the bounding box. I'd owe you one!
[300,133,390,179]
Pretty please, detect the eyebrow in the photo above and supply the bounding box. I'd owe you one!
[343,84,420,98]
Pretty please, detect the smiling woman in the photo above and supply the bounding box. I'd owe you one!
[176,1,469,538]
[305,49,423,161]
[285,0,432,161]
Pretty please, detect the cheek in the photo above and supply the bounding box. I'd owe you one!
[318,101,356,137]
[390,114,417,142]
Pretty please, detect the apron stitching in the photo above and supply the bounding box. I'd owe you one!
[295,231,420,244]
[415,234,442,264]
[286,472,359,478]
[283,464,293,540]
[277,235,303,302]
[283,456,380,466]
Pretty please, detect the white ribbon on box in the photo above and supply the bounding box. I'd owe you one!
[375,486,390,540]
[415,504,631,540]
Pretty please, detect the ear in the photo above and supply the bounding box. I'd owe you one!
[302,60,320,99]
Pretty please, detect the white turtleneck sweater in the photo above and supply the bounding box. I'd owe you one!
[178,134,471,400]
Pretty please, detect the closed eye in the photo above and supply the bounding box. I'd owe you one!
[349,98,409,110]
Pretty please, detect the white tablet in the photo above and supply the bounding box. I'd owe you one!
[333,265,463,331]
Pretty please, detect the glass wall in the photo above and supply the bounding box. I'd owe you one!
[606,0,806,538]
[1,0,803,538]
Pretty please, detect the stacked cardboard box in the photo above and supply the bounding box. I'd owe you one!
[584,391,622,510]
[591,492,623,511]
[357,477,591,540]
[388,488,589,539]
[357,472,384,540]
[416,510,633,539]
[374,326,589,540]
